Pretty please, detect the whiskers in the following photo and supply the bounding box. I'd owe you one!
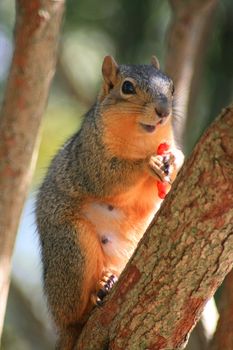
[172,89,187,121]
[172,91,187,149]
[101,100,148,115]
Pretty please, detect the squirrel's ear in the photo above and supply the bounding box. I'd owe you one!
[102,55,119,87]
[151,55,160,70]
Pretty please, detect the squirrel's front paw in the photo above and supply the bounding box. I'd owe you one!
[149,155,172,183]
[91,272,118,306]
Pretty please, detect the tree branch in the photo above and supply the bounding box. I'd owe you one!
[76,105,233,349]
[186,320,208,350]
[0,0,65,339]
[208,270,233,350]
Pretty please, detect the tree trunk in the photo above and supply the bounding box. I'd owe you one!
[75,105,233,349]
[0,0,65,340]
[2,280,54,350]
[165,0,218,148]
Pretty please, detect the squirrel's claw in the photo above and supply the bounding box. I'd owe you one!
[92,273,118,306]
[149,155,171,183]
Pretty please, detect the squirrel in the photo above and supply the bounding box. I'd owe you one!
[36,55,184,349]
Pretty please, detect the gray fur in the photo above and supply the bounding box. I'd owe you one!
[36,62,174,349]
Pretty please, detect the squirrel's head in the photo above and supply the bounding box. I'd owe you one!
[98,55,175,160]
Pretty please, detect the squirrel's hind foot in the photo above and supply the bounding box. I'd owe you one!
[91,273,118,306]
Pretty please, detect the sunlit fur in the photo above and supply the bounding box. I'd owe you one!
[36,59,184,349]
[99,64,174,159]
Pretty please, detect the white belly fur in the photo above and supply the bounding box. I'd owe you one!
[82,198,161,274]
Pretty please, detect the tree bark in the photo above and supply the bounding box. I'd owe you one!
[75,105,233,350]
[208,270,233,350]
[165,0,218,147]
[0,0,65,340]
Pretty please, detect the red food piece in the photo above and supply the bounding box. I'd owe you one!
[157,180,167,199]
[156,142,170,199]
[157,142,170,155]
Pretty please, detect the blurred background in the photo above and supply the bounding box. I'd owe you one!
[0,0,232,348]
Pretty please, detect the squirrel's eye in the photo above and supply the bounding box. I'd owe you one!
[122,80,136,95]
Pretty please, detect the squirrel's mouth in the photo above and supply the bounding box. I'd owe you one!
[140,123,157,133]
[140,119,164,133]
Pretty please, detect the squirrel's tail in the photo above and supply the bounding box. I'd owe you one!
[55,323,83,350]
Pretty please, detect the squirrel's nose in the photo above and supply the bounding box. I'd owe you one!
[155,107,170,118]
[155,97,170,118]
